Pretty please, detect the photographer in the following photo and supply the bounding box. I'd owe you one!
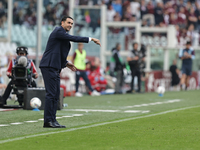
[0,47,38,106]
[111,43,124,94]
[127,42,146,93]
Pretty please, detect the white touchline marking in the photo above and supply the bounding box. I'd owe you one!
[124,110,141,113]
[0,109,15,111]
[56,117,63,119]
[0,114,84,128]
[0,105,199,144]
[0,124,9,127]
[64,109,119,112]
[10,122,23,125]
[141,104,149,106]
[64,109,149,114]
[24,121,38,123]
[125,99,181,108]
[142,111,150,113]
[72,114,84,116]
[66,109,150,114]
[62,116,73,118]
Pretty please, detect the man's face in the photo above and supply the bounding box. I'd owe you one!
[78,43,84,50]
[117,44,121,51]
[134,44,138,50]
[186,44,191,49]
[62,18,73,32]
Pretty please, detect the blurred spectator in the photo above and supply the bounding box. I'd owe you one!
[79,0,89,5]
[177,6,187,28]
[111,43,124,94]
[164,1,175,15]
[109,13,121,34]
[61,1,69,19]
[188,7,198,29]
[179,27,188,45]
[0,1,6,28]
[44,4,55,25]
[146,1,154,16]
[141,0,155,26]
[72,43,100,97]
[1,0,7,8]
[26,2,36,17]
[140,0,147,19]
[176,25,181,44]
[127,42,145,93]
[24,11,37,28]
[154,2,164,26]
[195,2,200,30]
[177,0,186,11]
[0,2,5,17]
[107,4,116,21]
[13,2,22,25]
[112,0,123,17]
[87,57,108,92]
[179,41,195,90]
[123,3,132,21]
[186,24,195,43]
[89,9,100,33]
[169,12,178,25]
[185,1,192,15]
[169,59,180,91]
[103,62,115,89]
[130,0,140,20]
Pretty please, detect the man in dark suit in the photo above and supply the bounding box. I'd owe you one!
[40,16,101,128]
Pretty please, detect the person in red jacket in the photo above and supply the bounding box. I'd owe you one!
[0,47,38,106]
[87,57,107,92]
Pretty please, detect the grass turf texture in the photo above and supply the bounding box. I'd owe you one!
[0,90,200,149]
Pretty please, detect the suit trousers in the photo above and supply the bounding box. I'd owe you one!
[40,67,60,123]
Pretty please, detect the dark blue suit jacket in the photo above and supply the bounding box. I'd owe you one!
[39,26,89,70]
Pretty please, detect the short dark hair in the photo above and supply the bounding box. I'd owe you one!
[116,42,120,48]
[60,16,73,24]
[186,41,191,45]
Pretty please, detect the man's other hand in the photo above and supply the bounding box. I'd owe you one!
[91,38,101,46]
[66,62,77,71]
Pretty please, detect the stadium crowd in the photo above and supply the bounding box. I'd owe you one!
[0,0,200,46]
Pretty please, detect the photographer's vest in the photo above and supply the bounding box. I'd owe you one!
[74,49,86,70]
[129,50,145,70]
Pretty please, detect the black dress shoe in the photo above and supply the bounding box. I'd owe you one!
[43,122,56,128]
[53,121,66,128]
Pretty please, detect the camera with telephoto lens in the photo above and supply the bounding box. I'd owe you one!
[10,56,35,106]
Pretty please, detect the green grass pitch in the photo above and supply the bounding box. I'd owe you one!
[0,90,200,150]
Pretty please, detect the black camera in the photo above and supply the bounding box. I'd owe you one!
[10,56,35,105]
